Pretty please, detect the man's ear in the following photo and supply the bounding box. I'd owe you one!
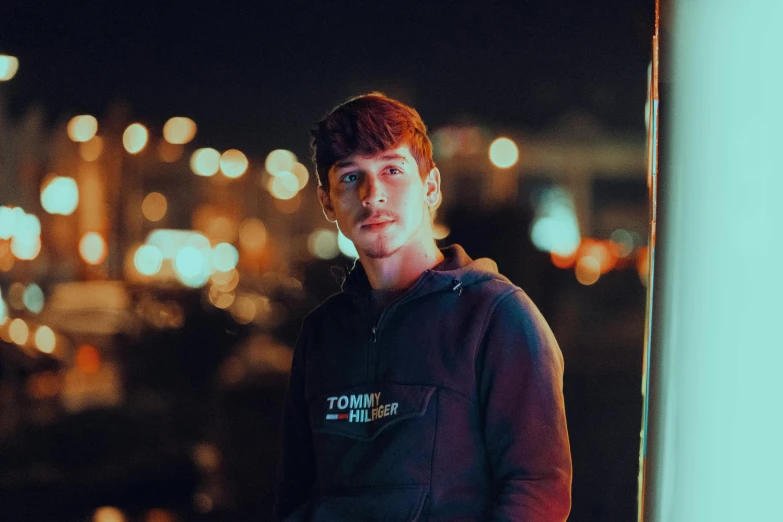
[317,186,337,223]
[424,167,442,211]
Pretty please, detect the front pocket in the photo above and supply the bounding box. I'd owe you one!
[310,485,428,522]
[310,383,436,441]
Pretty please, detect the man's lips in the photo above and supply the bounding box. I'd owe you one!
[360,219,394,229]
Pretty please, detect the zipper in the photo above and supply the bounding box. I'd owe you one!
[366,270,433,381]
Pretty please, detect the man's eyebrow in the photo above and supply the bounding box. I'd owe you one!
[333,153,407,170]
[378,153,407,162]
[333,159,357,169]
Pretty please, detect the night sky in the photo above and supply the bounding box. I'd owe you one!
[1,1,653,160]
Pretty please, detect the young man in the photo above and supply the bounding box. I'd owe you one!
[274,93,571,521]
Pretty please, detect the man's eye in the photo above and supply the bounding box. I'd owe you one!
[342,173,358,183]
[388,168,400,175]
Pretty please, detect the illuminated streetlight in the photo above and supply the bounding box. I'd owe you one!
[190,148,220,176]
[123,123,148,154]
[220,149,248,178]
[163,117,197,144]
[489,137,519,168]
[79,232,107,265]
[0,55,19,81]
[68,115,98,143]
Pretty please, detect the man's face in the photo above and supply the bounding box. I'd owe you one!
[318,145,440,259]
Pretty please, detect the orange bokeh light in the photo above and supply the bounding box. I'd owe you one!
[76,344,101,374]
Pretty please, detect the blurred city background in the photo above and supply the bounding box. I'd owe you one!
[1,2,653,521]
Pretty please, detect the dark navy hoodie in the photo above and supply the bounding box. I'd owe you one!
[274,245,571,521]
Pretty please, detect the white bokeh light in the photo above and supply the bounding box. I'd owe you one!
[134,245,163,276]
[212,243,239,272]
[41,177,79,215]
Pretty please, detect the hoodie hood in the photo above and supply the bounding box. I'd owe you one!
[341,244,511,299]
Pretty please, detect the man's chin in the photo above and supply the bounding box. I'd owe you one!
[358,239,401,260]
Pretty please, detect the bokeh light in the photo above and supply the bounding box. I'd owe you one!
[175,246,204,278]
[134,245,163,276]
[23,283,45,313]
[230,295,256,324]
[212,243,239,272]
[308,229,339,260]
[210,268,239,292]
[0,297,7,324]
[575,256,601,285]
[9,318,29,345]
[530,186,581,256]
[93,506,125,522]
[551,250,578,269]
[291,162,310,188]
[337,229,359,258]
[163,117,197,144]
[610,228,635,258]
[238,219,267,252]
[79,136,104,161]
[0,206,18,239]
[432,223,450,240]
[79,232,108,265]
[174,246,210,287]
[123,123,149,154]
[41,176,79,215]
[265,149,296,175]
[190,148,221,177]
[9,282,25,310]
[76,344,101,374]
[581,239,617,274]
[35,325,56,354]
[489,137,519,168]
[268,171,300,200]
[10,234,41,261]
[144,508,177,522]
[0,55,20,81]
[209,287,235,309]
[17,212,41,236]
[142,192,168,222]
[220,149,248,178]
[67,115,98,142]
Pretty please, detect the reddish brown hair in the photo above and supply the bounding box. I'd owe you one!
[310,92,436,191]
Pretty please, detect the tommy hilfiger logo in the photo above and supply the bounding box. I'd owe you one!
[325,392,399,423]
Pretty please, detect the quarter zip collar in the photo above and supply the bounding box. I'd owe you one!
[341,244,510,303]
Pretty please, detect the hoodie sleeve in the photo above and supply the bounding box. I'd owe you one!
[272,321,316,521]
[476,289,572,522]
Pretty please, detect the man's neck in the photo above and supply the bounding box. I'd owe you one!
[359,239,444,290]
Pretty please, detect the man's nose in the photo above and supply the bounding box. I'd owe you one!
[361,176,386,206]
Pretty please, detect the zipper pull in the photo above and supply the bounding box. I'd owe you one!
[370,326,378,343]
